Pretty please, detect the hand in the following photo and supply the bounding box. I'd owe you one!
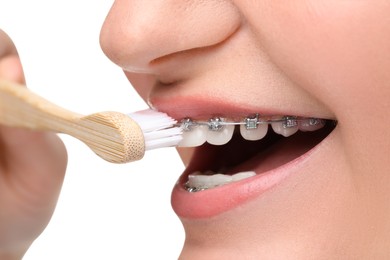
[0,30,67,259]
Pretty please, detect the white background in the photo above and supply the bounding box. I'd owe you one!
[0,1,185,259]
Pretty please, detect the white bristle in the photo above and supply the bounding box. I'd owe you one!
[128,109,183,150]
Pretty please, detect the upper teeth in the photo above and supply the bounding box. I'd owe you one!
[178,116,325,147]
[240,122,268,141]
[271,116,299,137]
[206,123,235,145]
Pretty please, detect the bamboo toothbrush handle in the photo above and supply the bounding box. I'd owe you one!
[0,79,145,163]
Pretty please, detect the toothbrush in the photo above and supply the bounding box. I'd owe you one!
[0,79,182,163]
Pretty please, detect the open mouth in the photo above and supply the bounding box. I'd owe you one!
[177,116,337,192]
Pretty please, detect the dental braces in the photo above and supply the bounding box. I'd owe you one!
[184,185,207,193]
[179,114,324,132]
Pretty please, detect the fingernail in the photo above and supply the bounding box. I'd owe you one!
[0,55,25,84]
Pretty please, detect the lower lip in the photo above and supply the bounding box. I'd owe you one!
[171,128,336,219]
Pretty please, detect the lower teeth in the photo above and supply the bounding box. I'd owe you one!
[185,171,256,192]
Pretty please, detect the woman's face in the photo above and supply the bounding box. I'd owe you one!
[100,1,390,258]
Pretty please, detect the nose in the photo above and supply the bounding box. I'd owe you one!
[100,0,241,73]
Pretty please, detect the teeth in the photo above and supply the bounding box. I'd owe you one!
[178,125,207,147]
[298,118,325,132]
[271,117,299,137]
[186,171,256,191]
[206,124,234,145]
[178,115,326,147]
[231,171,257,181]
[240,123,268,141]
[187,171,231,190]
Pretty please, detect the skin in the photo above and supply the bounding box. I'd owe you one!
[100,1,390,259]
[2,0,390,259]
[0,30,67,260]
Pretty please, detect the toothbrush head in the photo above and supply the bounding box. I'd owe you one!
[79,110,182,163]
[79,111,145,163]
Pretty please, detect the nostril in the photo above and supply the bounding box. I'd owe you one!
[99,1,242,73]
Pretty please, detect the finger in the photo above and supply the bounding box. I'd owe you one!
[0,126,67,206]
[0,29,18,57]
[0,33,67,211]
[0,54,25,83]
[0,127,67,251]
[0,30,67,254]
[0,30,25,83]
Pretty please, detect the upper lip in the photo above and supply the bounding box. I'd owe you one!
[149,93,335,121]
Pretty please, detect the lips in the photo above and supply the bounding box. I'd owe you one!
[151,96,337,219]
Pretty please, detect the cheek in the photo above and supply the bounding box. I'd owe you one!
[242,1,390,119]
[124,72,155,102]
[238,2,390,179]
[176,147,195,167]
